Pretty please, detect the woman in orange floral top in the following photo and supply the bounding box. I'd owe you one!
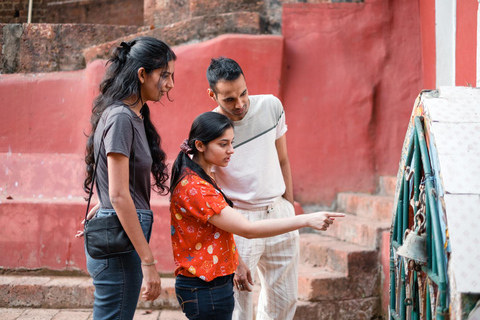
[170,112,344,320]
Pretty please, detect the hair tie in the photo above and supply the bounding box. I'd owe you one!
[120,41,131,52]
[180,139,192,154]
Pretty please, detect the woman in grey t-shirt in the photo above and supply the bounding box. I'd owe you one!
[79,36,176,319]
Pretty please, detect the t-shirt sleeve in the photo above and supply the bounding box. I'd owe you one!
[275,101,288,140]
[176,177,229,223]
[103,112,134,157]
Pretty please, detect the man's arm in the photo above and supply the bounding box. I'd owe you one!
[275,134,294,205]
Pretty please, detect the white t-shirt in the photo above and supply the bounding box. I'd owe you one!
[214,94,287,209]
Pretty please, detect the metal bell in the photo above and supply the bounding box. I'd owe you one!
[396,229,427,264]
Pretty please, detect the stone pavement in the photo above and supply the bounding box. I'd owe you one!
[0,308,186,320]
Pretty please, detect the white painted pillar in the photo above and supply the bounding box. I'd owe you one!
[27,0,33,24]
[436,0,456,87]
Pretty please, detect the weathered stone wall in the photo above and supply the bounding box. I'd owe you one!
[144,0,333,35]
[0,0,144,26]
[1,0,365,74]
[1,0,46,23]
[0,23,145,73]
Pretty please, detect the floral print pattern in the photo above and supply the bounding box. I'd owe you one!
[170,169,238,281]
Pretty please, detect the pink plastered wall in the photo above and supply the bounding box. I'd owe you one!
[0,0,422,273]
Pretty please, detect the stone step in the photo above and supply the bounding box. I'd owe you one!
[327,213,391,248]
[336,192,394,221]
[0,275,179,310]
[294,297,381,320]
[299,233,378,275]
[378,175,397,197]
[0,198,175,274]
[2,263,381,314]
[0,308,186,320]
[297,264,381,302]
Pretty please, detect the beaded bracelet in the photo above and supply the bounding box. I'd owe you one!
[141,260,157,266]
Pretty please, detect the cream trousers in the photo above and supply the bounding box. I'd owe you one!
[232,197,300,320]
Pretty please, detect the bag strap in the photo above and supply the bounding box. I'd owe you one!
[84,117,136,222]
[233,110,284,149]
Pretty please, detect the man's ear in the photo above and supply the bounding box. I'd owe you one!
[137,67,146,84]
[195,140,205,152]
[207,88,217,102]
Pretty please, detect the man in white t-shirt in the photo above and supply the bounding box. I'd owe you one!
[207,57,299,320]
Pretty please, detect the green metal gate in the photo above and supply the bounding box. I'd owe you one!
[389,116,448,320]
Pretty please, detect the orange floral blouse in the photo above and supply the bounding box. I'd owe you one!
[170,169,239,281]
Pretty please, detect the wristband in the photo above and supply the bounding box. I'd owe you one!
[141,260,157,266]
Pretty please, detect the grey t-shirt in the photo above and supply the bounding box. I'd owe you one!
[94,105,153,210]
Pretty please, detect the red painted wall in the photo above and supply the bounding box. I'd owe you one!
[419,0,436,89]
[0,35,284,273]
[0,0,423,272]
[282,0,423,203]
[456,0,478,87]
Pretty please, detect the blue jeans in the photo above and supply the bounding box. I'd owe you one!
[175,274,235,320]
[85,209,153,320]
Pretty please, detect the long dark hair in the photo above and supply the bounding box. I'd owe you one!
[170,112,234,207]
[84,36,176,195]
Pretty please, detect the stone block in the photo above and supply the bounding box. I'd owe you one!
[336,297,381,320]
[85,12,261,63]
[190,0,262,18]
[297,265,346,301]
[151,11,261,46]
[21,309,59,317]
[49,309,92,320]
[158,309,187,319]
[300,233,378,274]
[43,277,94,308]
[337,193,394,220]
[1,23,142,73]
[298,263,381,301]
[379,176,397,196]
[150,0,191,27]
[0,275,179,309]
[6,283,44,308]
[294,300,337,320]
[0,308,25,319]
[328,213,390,248]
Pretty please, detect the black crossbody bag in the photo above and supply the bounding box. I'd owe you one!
[84,120,136,260]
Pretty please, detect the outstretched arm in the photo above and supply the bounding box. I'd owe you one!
[208,205,345,239]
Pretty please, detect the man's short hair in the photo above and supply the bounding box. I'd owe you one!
[206,57,244,94]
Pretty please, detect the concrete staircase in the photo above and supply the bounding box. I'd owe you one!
[292,176,395,319]
[0,176,395,319]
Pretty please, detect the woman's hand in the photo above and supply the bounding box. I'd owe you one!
[75,203,100,238]
[234,257,254,292]
[140,265,162,301]
[306,212,345,231]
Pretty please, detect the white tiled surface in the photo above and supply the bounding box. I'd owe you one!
[423,86,480,293]
[443,194,480,292]
[430,122,480,156]
[424,87,480,123]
